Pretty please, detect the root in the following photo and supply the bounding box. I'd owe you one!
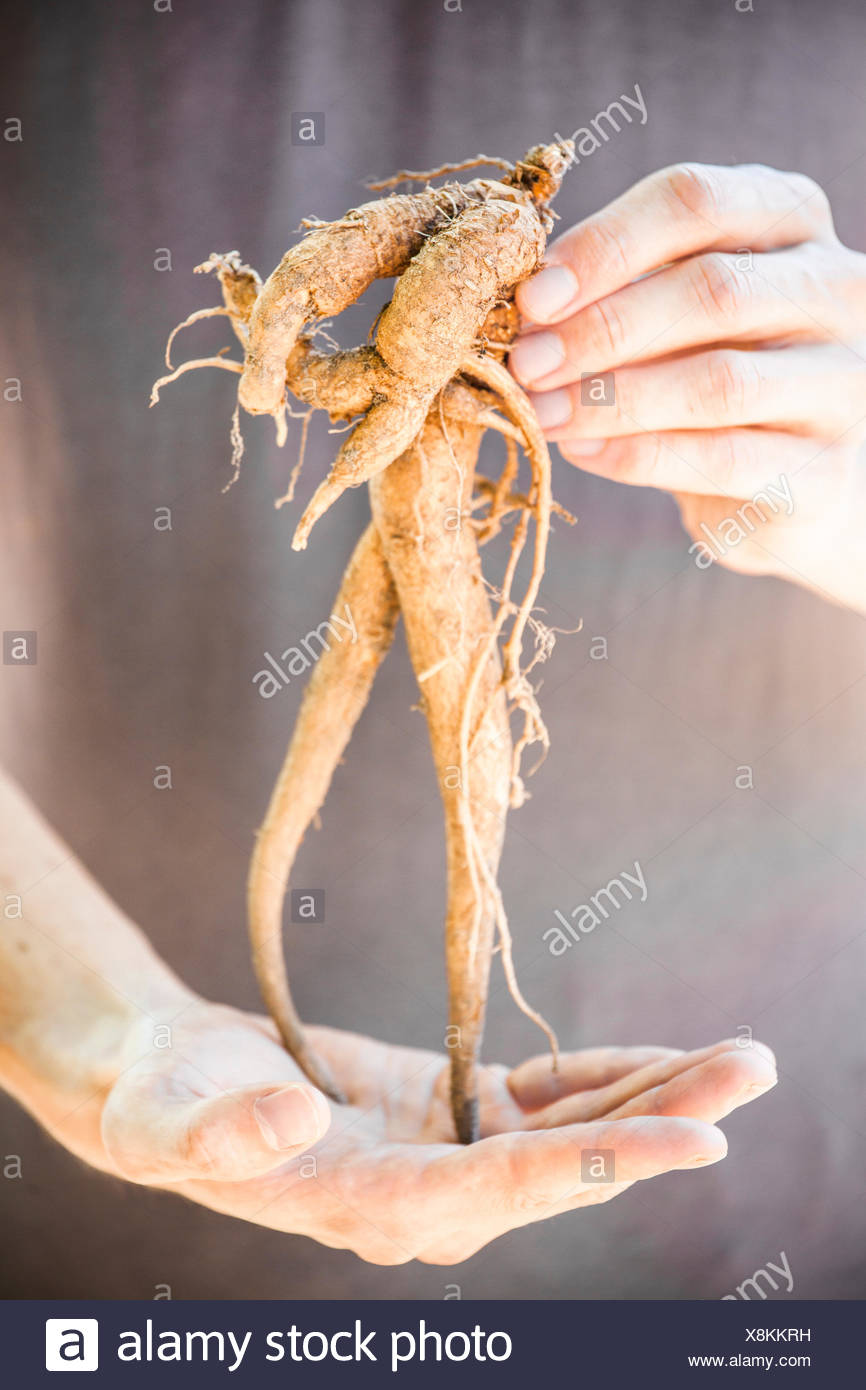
[366,154,514,190]
[237,180,500,417]
[222,404,245,494]
[466,811,560,1067]
[164,306,231,369]
[370,412,510,1143]
[290,195,547,549]
[153,140,576,1143]
[369,398,559,1139]
[194,250,262,329]
[149,354,242,407]
[274,408,314,509]
[456,352,558,803]
[459,353,551,678]
[474,477,577,533]
[247,522,400,1101]
[476,433,520,543]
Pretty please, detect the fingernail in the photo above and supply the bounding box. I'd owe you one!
[563,438,607,457]
[254,1085,323,1150]
[520,264,580,322]
[509,330,565,385]
[529,388,572,429]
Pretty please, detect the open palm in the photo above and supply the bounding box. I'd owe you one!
[98,1001,776,1264]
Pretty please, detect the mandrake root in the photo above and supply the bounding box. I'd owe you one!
[151,139,575,1142]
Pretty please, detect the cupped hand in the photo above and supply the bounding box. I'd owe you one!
[510,162,866,610]
[96,1001,776,1264]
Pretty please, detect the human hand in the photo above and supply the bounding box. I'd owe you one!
[96,1002,776,1264]
[510,162,866,610]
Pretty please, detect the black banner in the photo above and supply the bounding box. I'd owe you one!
[5,1298,852,1386]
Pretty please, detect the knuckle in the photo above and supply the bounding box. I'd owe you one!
[583,295,630,362]
[612,432,663,487]
[834,248,866,312]
[637,432,667,485]
[605,372,629,427]
[607,369,639,430]
[578,216,632,283]
[700,351,761,420]
[663,163,725,222]
[781,170,833,226]
[691,253,751,323]
[179,1118,220,1176]
[787,249,836,323]
[745,164,835,236]
[714,430,749,492]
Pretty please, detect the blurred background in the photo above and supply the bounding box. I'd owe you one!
[1,0,865,1298]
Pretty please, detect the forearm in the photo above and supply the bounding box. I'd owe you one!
[0,766,195,1164]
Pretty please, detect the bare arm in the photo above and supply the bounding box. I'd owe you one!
[0,765,194,1170]
[0,764,777,1264]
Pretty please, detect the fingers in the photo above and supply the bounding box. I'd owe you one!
[529,344,866,441]
[507,1045,682,1111]
[532,1046,777,1131]
[605,1048,777,1125]
[460,1115,728,1222]
[527,1038,776,1128]
[557,427,833,504]
[416,1115,728,1261]
[511,246,849,393]
[102,1077,331,1184]
[516,163,836,327]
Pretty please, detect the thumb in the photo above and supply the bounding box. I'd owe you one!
[102,1077,332,1184]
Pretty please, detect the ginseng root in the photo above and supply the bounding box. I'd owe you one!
[151,138,575,1142]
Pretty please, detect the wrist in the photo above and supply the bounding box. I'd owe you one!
[0,951,198,1172]
[0,767,203,1172]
